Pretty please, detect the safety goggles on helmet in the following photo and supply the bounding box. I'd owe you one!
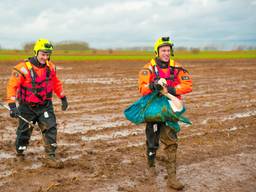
[44,43,53,49]
[161,37,170,41]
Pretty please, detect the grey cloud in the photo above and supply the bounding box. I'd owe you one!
[0,0,255,49]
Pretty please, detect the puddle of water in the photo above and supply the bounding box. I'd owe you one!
[200,101,224,107]
[222,110,256,121]
[78,121,245,143]
[180,125,247,139]
[64,77,135,85]
[81,129,143,142]
[58,142,80,147]
[60,120,130,134]
[25,143,79,153]
[127,141,144,148]
[61,154,82,162]
[0,152,15,159]
[61,124,87,134]
[26,146,44,153]
[24,162,43,170]
[80,114,123,121]
[201,110,256,125]
[201,118,211,125]
[229,126,238,131]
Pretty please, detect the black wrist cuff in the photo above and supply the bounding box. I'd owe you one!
[167,87,176,95]
[149,83,155,91]
[8,102,17,109]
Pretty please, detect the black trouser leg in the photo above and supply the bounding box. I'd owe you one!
[145,122,161,166]
[15,104,35,154]
[38,102,57,156]
[41,127,57,156]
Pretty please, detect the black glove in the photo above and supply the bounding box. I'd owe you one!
[8,103,19,118]
[167,86,177,96]
[61,96,68,111]
[149,81,163,91]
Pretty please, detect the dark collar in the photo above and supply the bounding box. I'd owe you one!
[28,57,46,68]
[155,58,169,69]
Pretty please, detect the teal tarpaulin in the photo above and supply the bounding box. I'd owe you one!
[124,91,191,132]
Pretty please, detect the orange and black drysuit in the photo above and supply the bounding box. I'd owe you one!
[138,58,192,167]
[139,58,192,98]
[6,57,66,155]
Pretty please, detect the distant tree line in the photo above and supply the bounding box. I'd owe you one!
[1,41,255,51]
[23,40,90,51]
[234,45,256,50]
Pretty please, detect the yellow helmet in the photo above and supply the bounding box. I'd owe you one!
[154,36,174,57]
[33,38,53,56]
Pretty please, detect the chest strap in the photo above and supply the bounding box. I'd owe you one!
[25,61,51,101]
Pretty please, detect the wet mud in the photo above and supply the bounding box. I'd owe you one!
[0,59,255,191]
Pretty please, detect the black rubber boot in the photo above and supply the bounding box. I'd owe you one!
[147,149,156,167]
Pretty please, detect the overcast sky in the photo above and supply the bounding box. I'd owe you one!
[1,0,256,49]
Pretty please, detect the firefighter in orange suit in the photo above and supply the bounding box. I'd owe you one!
[138,37,192,190]
[6,39,68,168]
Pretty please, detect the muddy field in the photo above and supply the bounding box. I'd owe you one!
[0,59,255,192]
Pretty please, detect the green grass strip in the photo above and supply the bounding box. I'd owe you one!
[0,50,255,61]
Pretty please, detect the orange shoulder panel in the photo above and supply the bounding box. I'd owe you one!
[6,62,28,103]
[175,64,192,95]
[138,62,153,96]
